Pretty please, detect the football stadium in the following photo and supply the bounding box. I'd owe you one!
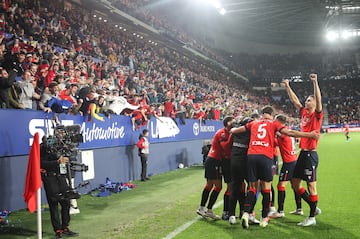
[0,0,359,238]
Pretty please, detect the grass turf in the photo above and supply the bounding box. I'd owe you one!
[1,132,359,239]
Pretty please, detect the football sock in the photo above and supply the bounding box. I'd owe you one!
[207,186,221,209]
[223,189,230,212]
[244,187,257,213]
[277,185,286,212]
[294,190,302,210]
[262,189,271,218]
[200,186,212,207]
[309,194,318,217]
[270,184,275,207]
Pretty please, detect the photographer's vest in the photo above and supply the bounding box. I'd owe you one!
[140,137,149,155]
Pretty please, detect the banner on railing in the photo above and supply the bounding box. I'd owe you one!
[0,110,222,157]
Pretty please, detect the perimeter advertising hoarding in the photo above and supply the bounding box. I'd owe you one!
[0,109,222,157]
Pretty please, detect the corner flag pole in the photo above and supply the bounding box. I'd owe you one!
[24,132,43,239]
[37,188,42,239]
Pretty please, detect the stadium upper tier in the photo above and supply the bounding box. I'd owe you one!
[0,0,358,126]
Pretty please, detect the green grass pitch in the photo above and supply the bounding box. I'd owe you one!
[1,132,359,239]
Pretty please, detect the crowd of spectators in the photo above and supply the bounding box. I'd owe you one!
[0,0,262,128]
[110,0,360,85]
[0,0,358,129]
[110,0,360,125]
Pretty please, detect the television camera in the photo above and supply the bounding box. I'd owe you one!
[43,125,83,158]
[43,124,88,199]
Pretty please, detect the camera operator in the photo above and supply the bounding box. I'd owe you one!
[40,139,79,239]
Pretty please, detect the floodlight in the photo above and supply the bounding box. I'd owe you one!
[219,8,226,15]
[326,31,339,41]
[341,30,351,39]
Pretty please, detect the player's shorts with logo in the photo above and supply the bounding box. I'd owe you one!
[278,161,297,181]
[293,150,318,182]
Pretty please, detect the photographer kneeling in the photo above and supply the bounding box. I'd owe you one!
[40,143,79,239]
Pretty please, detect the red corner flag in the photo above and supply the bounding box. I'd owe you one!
[24,133,42,213]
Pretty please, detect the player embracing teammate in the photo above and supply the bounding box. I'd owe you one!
[196,74,323,229]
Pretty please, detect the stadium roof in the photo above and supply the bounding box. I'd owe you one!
[87,0,360,49]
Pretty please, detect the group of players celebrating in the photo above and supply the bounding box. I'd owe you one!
[197,74,323,228]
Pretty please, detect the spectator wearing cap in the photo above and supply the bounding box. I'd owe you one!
[2,48,26,77]
[24,53,33,70]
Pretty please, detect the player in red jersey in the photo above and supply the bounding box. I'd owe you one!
[344,123,351,141]
[219,122,234,221]
[230,106,319,228]
[196,116,235,220]
[269,114,302,219]
[283,73,323,226]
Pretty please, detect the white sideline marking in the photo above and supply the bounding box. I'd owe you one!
[162,200,223,239]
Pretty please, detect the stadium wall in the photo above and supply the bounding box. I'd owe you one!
[0,110,221,211]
